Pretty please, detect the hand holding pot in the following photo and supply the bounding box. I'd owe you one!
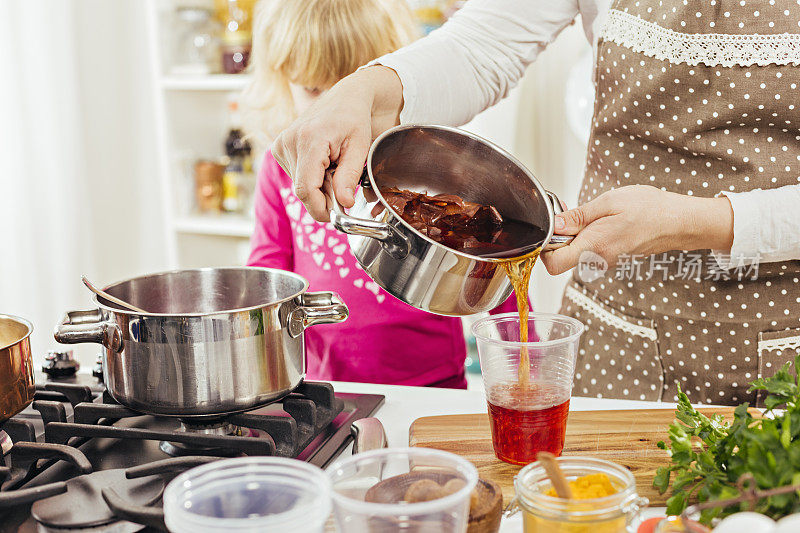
[326,125,572,316]
[271,66,404,221]
[540,185,735,275]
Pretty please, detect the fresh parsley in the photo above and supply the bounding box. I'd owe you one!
[654,353,800,524]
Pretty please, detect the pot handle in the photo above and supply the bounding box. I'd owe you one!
[350,418,388,479]
[54,310,123,352]
[351,417,388,454]
[543,190,574,252]
[323,170,410,258]
[288,291,349,338]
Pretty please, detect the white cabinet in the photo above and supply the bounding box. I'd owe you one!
[146,0,255,268]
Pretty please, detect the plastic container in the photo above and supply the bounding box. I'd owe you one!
[328,447,478,532]
[472,313,584,465]
[163,457,332,533]
[512,456,648,533]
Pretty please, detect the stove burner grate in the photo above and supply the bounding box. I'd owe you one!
[158,421,261,457]
[0,377,384,532]
[43,381,345,458]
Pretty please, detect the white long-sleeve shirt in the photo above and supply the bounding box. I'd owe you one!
[373,0,800,266]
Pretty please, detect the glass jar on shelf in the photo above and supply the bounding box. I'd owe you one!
[217,0,252,74]
[213,0,255,33]
[171,7,221,75]
[221,98,255,213]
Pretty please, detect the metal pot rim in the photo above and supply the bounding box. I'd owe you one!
[0,314,34,350]
[365,124,556,264]
[93,266,310,317]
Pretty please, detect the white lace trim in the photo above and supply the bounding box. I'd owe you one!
[565,285,657,341]
[602,9,800,67]
[758,335,800,353]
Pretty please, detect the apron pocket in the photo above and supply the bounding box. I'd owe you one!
[757,328,800,403]
[564,284,664,401]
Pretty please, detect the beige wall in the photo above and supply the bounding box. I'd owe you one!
[69,1,169,367]
[75,1,168,283]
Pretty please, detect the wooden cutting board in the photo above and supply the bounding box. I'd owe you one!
[410,408,738,507]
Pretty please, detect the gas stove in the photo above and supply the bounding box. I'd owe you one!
[0,359,384,532]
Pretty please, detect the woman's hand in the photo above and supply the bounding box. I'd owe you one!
[272,66,404,221]
[541,185,734,275]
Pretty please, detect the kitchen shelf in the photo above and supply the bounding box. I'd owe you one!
[146,0,525,269]
[160,74,251,91]
[173,214,254,238]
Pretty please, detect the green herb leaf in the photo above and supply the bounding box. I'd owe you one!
[781,414,792,450]
[654,466,671,493]
[666,490,689,516]
[655,355,800,525]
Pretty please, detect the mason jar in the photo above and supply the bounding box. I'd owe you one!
[512,457,649,533]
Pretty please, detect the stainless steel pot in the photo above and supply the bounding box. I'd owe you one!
[0,315,36,427]
[54,267,348,418]
[329,124,572,316]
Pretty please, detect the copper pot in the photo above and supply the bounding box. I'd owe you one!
[0,314,35,425]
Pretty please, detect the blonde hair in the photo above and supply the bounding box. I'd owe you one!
[242,0,418,149]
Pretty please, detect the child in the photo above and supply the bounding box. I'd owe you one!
[243,0,521,388]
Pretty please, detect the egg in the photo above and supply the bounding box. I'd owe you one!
[713,512,775,533]
[774,512,800,533]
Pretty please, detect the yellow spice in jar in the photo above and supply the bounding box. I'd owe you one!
[544,473,617,499]
[524,473,624,533]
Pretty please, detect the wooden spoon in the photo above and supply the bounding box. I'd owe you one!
[537,452,573,499]
[82,276,147,313]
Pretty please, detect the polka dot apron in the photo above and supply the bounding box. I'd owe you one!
[561,0,800,406]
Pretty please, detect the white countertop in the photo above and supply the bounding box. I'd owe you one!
[330,381,672,531]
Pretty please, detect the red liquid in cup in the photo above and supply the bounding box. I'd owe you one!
[487,383,570,465]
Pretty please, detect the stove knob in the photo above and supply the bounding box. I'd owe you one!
[92,353,104,382]
[42,350,80,378]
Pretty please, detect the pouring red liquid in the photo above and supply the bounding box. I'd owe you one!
[384,187,581,466]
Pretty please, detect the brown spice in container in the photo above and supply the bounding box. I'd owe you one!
[194,160,225,212]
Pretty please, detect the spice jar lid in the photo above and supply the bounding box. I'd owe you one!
[513,456,647,522]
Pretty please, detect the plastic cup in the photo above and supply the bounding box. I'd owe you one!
[328,447,479,532]
[472,312,584,465]
[163,457,332,533]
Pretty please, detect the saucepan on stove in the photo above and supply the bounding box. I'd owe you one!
[327,124,573,316]
[0,314,36,432]
[53,267,348,418]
